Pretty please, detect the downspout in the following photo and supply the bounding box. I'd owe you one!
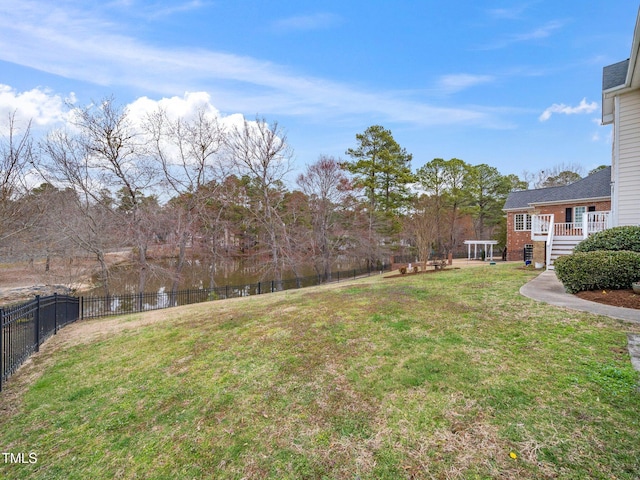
[546,214,554,270]
[612,95,620,227]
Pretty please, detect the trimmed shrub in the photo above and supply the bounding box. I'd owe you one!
[574,226,640,253]
[399,266,407,275]
[554,250,640,293]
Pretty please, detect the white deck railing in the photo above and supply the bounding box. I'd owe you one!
[532,211,611,239]
[585,212,611,235]
[554,222,583,237]
[530,211,611,270]
[545,215,554,268]
[531,214,552,236]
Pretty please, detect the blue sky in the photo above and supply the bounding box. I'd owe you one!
[1,1,638,184]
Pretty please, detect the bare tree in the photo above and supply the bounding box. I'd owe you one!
[297,155,350,280]
[225,117,292,287]
[41,128,119,295]
[0,112,38,246]
[78,98,161,294]
[44,97,161,295]
[522,162,585,189]
[144,105,226,298]
[406,194,438,267]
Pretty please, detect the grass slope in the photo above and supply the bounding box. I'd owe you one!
[1,264,639,479]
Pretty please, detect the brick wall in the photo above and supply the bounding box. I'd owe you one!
[505,200,611,262]
[505,211,533,261]
[535,200,611,220]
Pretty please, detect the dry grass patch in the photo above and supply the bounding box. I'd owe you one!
[1,264,639,479]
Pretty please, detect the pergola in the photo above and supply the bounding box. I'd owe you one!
[463,240,499,261]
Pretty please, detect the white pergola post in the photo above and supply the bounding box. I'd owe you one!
[463,240,498,261]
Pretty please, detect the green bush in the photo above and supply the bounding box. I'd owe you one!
[554,250,640,293]
[574,226,640,253]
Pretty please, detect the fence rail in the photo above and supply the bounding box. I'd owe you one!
[1,294,79,391]
[1,263,389,391]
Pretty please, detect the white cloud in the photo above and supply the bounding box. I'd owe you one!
[0,1,500,129]
[126,92,248,138]
[437,74,495,94]
[514,21,563,42]
[272,13,342,32]
[0,84,73,134]
[487,6,528,20]
[147,0,209,19]
[538,98,598,122]
[478,20,564,50]
[127,92,220,124]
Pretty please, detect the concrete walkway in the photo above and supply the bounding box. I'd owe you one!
[521,270,640,372]
[520,270,639,323]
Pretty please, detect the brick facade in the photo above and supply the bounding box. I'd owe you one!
[505,211,533,261]
[505,200,611,262]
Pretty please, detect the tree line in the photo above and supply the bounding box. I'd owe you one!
[1,97,589,296]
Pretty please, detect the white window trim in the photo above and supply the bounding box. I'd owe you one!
[514,213,532,231]
[574,206,586,224]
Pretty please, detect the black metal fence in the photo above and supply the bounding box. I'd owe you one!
[1,294,79,391]
[80,264,389,318]
[1,263,389,391]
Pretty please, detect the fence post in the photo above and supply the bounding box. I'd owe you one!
[271,280,274,293]
[353,269,356,280]
[54,293,58,334]
[1,307,3,392]
[258,282,261,295]
[34,295,41,352]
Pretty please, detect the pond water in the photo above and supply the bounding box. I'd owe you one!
[85,257,356,297]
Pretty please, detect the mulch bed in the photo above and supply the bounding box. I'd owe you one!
[575,289,640,310]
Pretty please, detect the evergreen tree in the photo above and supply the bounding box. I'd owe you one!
[342,125,414,215]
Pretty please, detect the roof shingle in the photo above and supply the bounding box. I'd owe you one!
[503,166,611,210]
[603,59,629,91]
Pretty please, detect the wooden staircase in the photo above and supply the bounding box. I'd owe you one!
[531,212,612,271]
[547,237,582,270]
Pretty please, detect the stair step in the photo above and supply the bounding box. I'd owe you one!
[546,237,583,269]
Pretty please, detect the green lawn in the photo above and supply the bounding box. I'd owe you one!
[1,264,639,479]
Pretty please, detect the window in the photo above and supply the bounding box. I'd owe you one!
[514,213,532,231]
[524,244,533,261]
[574,206,586,225]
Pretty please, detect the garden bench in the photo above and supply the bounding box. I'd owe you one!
[427,260,447,270]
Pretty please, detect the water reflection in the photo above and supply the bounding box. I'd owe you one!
[85,257,327,296]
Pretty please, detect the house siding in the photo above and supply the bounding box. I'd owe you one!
[617,91,640,225]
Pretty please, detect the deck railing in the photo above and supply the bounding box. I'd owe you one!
[532,214,552,236]
[531,211,611,269]
[532,211,611,239]
[553,222,583,237]
[585,212,611,235]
